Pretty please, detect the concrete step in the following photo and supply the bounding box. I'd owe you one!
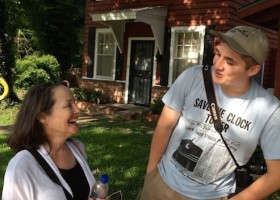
[76,101,148,121]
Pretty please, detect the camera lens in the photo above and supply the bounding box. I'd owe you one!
[248,164,267,175]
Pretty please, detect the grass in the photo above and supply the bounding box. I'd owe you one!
[0,104,19,126]
[0,105,156,199]
[1,105,280,199]
[76,118,155,199]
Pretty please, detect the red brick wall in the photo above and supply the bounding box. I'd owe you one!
[82,0,278,103]
[151,86,169,102]
[80,79,125,103]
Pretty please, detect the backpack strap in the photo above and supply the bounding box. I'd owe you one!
[27,149,73,200]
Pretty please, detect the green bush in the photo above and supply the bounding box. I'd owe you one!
[71,88,102,104]
[15,54,61,89]
[150,97,164,114]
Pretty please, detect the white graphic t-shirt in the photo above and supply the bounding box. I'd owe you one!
[158,65,280,199]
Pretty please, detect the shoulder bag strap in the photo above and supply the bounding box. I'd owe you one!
[202,65,241,168]
[27,149,73,200]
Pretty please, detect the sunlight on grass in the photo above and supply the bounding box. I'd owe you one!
[2,107,279,199]
[124,167,141,178]
[118,128,133,134]
[0,104,19,126]
[0,117,153,199]
[0,134,13,197]
[103,154,113,160]
[76,118,154,199]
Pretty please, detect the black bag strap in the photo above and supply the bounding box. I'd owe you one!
[27,149,73,200]
[202,65,241,168]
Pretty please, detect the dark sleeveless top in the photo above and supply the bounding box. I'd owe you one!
[59,161,90,200]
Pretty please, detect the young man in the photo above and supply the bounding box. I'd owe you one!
[140,26,280,200]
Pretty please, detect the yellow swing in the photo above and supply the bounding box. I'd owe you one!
[0,77,9,100]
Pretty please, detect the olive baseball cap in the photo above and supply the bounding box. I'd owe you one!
[209,26,269,65]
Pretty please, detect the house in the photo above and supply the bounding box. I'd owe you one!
[81,0,279,106]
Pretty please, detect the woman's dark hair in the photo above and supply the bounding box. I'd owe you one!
[7,81,68,153]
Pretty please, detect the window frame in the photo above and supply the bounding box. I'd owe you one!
[93,28,117,81]
[168,26,206,86]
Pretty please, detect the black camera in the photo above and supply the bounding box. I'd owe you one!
[235,158,267,188]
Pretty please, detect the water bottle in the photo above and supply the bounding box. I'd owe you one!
[92,174,109,199]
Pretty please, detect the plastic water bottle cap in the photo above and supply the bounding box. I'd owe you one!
[100,174,109,184]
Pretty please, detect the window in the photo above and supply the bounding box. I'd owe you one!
[94,29,116,80]
[169,26,205,85]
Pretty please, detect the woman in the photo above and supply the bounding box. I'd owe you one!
[2,81,99,200]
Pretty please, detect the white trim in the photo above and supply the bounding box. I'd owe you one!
[95,21,126,53]
[90,6,166,22]
[90,6,167,54]
[168,26,206,86]
[124,37,156,104]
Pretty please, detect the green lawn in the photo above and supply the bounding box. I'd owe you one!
[1,105,280,199]
[76,118,154,199]
[0,104,18,126]
[0,110,155,199]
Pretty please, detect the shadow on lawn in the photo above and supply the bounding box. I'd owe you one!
[77,118,155,200]
[2,117,280,200]
[0,133,14,197]
[0,118,156,200]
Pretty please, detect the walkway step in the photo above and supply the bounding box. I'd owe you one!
[77,102,148,121]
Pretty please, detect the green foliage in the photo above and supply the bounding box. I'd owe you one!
[14,54,61,89]
[20,0,85,74]
[15,29,38,59]
[34,54,61,79]
[0,0,22,102]
[1,0,85,100]
[71,88,102,103]
[150,97,164,114]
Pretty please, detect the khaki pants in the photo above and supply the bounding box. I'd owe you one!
[138,168,228,200]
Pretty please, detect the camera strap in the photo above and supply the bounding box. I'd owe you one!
[202,65,241,168]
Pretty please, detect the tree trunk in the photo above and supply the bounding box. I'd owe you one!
[0,0,19,102]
